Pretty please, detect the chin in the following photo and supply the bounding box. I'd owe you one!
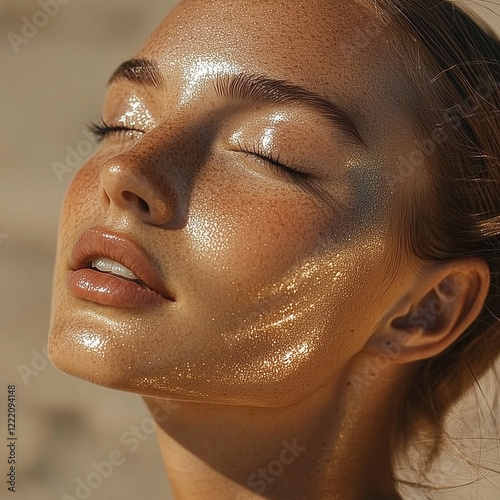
[48,331,123,390]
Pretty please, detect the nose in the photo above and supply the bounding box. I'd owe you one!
[100,160,172,226]
[99,134,189,228]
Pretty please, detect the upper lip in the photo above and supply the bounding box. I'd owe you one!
[69,226,174,301]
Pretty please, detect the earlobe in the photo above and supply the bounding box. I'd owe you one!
[364,258,490,363]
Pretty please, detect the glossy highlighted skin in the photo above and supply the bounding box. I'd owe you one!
[48,0,494,498]
[49,0,417,404]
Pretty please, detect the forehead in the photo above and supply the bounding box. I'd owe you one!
[136,0,404,115]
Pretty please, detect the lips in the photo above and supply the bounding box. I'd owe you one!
[67,226,174,308]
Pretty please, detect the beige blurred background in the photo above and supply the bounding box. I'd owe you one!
[1,1,500,499]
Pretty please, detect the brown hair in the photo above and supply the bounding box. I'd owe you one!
[367,0,500,487]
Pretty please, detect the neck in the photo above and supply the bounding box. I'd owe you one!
[144,354,407,500]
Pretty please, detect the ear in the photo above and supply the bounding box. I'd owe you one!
[364,258,490,363]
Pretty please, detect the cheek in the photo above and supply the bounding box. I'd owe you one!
[59,155,105,233]
[125,246,385,407]
[185,169,341,292]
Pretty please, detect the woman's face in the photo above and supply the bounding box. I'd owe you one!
[49,0,421,406]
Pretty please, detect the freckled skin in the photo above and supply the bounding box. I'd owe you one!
[49,0,417,404]
[48,0,434,498]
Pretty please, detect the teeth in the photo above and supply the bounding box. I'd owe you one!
[91,257,139,280]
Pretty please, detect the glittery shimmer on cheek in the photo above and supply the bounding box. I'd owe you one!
[129,248,386,407]
[185,208,238,266]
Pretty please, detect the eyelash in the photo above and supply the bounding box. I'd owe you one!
[87,118,143,142]
[87,119,309,180]
[237,141,308,180]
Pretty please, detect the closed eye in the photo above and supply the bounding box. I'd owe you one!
[237,141,311,180]
[87,118,144,142]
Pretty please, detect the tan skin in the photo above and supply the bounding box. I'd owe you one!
[48,0,491,498]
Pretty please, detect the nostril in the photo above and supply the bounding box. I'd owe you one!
[138,198,149,213]
[122,191,150,213]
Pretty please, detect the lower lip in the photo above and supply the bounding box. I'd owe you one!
[67,269,167,308]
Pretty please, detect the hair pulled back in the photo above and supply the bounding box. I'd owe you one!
[366,0,500,482]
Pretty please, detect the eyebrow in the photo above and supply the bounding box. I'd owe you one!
[108,58,365,146]
[108,58,165,92]
[215,73,366,146]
